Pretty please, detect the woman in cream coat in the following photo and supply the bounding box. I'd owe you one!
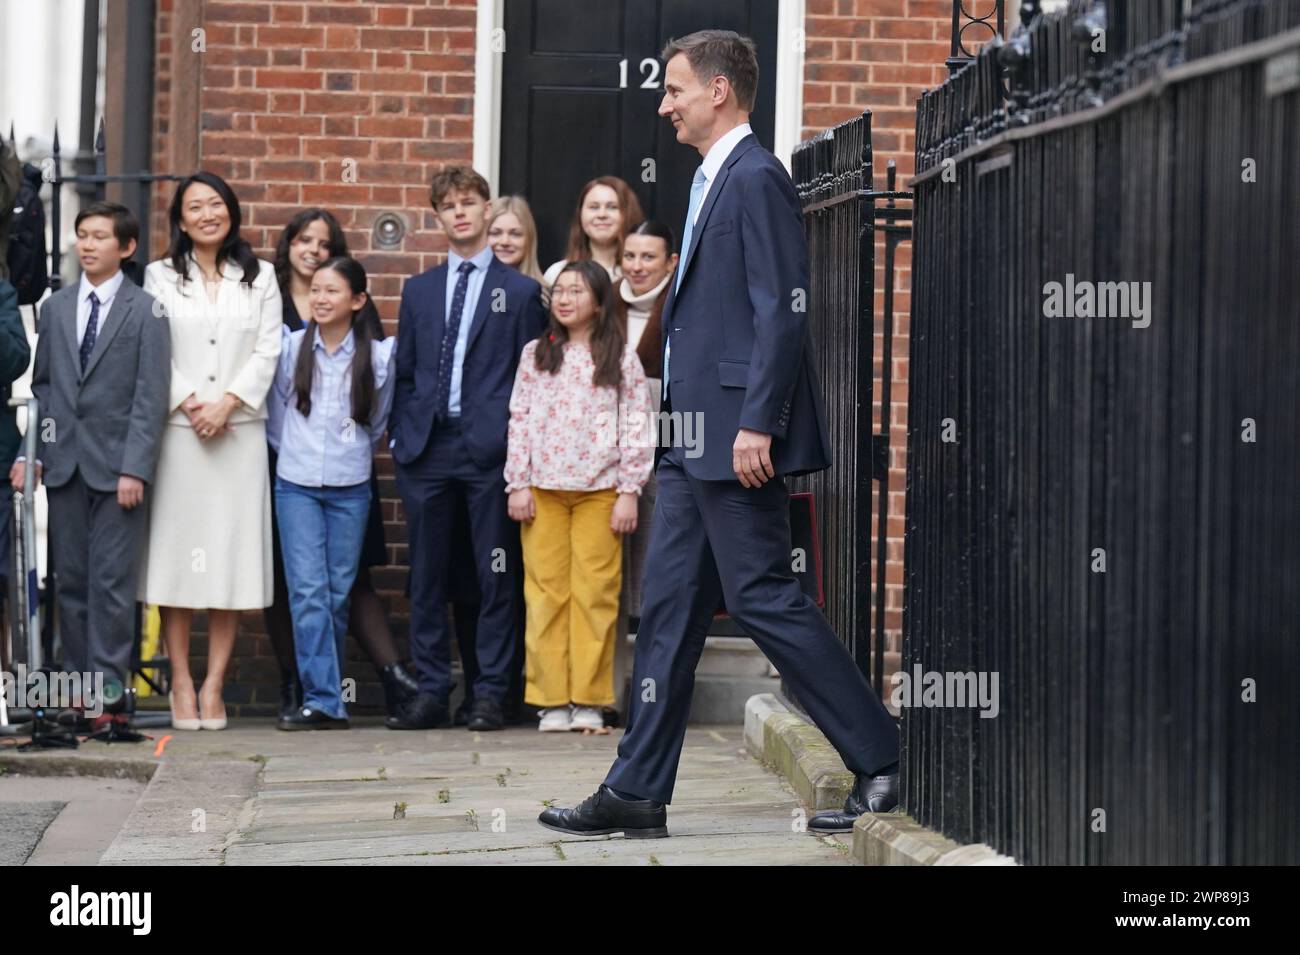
[142,172,282,730]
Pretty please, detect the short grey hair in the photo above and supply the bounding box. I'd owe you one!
[661,30,759,112]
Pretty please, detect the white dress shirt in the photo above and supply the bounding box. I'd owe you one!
[444,244,495,416]
[76,269,126,344]
[692,122,753,225]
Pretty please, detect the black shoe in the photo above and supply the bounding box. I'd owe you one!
[466,697,503,731]
[278,706,350,731]
[377,662,418,716]
[807,771,900,833]
[278,672,303,719]
[453,697,474,726]
[385,692,450,730]
[538,784,669,839]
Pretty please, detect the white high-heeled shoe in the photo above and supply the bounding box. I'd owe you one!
[198,689,227,731]
[169,691,201,731]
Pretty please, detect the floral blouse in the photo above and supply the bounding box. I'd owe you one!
[505,340,653,495]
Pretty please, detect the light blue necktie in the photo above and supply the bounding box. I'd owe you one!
[664,165,708,401]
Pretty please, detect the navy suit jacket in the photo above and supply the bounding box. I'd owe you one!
[392,255,546,469]
[662,132,832,481]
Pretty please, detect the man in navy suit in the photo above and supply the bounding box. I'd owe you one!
[540,30,900,837]
[390,166,546,731]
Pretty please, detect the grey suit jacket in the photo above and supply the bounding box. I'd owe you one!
[32,278,171,492]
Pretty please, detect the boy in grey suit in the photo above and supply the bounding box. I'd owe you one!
[9,202,169,725]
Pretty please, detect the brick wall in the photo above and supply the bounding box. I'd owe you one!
[144,0,982,710]
[150,0,480,713]
[801,0,958,656]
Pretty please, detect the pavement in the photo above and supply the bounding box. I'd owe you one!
[3,718,853,865]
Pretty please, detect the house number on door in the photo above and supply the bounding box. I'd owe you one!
[619,58,661,89]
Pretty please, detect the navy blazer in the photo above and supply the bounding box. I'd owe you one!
[662,132,832,481]
[392,255,546,469]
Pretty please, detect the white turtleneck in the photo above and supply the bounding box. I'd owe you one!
[619,271,673,353]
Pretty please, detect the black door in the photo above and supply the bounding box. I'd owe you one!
[499,0,779,271]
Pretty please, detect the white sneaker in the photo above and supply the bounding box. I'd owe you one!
[570,706,604,732]
[538,706,572,732]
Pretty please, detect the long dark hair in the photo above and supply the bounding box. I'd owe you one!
[625,220,675,377]
[165,171,260,287]
[292,256,378,426]
[535,259,624,389]
[274,207,349,296]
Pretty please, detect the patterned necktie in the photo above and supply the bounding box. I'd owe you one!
[80,291,100,374]
[435,259,476,417]
[664,166,708,401]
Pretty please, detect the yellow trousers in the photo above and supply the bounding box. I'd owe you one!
[521,488,622,707]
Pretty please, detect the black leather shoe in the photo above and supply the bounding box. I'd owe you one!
[453,697,473,726]
[807,771,900,832]
[278,706,349,731]
[466,697,503,731]
[538,784,668,839]
[384,692,450,730]
[377,662,418,716]
[278,672,303,720]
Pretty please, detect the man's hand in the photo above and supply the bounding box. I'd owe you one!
[9,459,41,491]
[733,428,775,487]
[610,492,639,534]
[118,475,145,510]
[507,487,536,523]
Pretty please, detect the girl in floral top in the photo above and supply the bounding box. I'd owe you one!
[505,260,653,733]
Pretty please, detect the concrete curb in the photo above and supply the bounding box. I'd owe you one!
[0,751,158,784]
[744,693,1018,866]
[744,693,853,811]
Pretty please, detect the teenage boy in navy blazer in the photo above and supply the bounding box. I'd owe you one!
[539,30,901,839]
[390,166,546,731]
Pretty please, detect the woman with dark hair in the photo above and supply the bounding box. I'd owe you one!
[266,256,397,729]
[141,171,282,731]
[268,209,417,719]
[505,260,652,733]
[616,219,677,650]
[541,177,644,291]
[619,219,676,388]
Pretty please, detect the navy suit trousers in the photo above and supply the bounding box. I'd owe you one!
[604,444,899,804]
[395,419,521,703]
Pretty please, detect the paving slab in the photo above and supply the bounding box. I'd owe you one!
[4,717,850,865]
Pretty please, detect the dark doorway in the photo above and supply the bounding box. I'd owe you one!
[499,0,779,271]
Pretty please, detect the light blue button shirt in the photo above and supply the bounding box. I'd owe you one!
[268,326,397,487]
[444,244,495,416]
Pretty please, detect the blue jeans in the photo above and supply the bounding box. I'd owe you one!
[274,477,371,719]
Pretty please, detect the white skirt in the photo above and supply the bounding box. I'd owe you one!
[139,420,273,610]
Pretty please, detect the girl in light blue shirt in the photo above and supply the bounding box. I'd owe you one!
[267,256,396,729]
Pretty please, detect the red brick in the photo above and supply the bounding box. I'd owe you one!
[255,26,325,47]
[255,159,320,181]
[272,3,304,24]
[254,69,322,89]
[206,2,272,24]
[307,5,374,24]
[875,18,936,39]
[358,28,426,50]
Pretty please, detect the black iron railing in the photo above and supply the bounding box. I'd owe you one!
[906,0,1300,864]
[790,113,912,698]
